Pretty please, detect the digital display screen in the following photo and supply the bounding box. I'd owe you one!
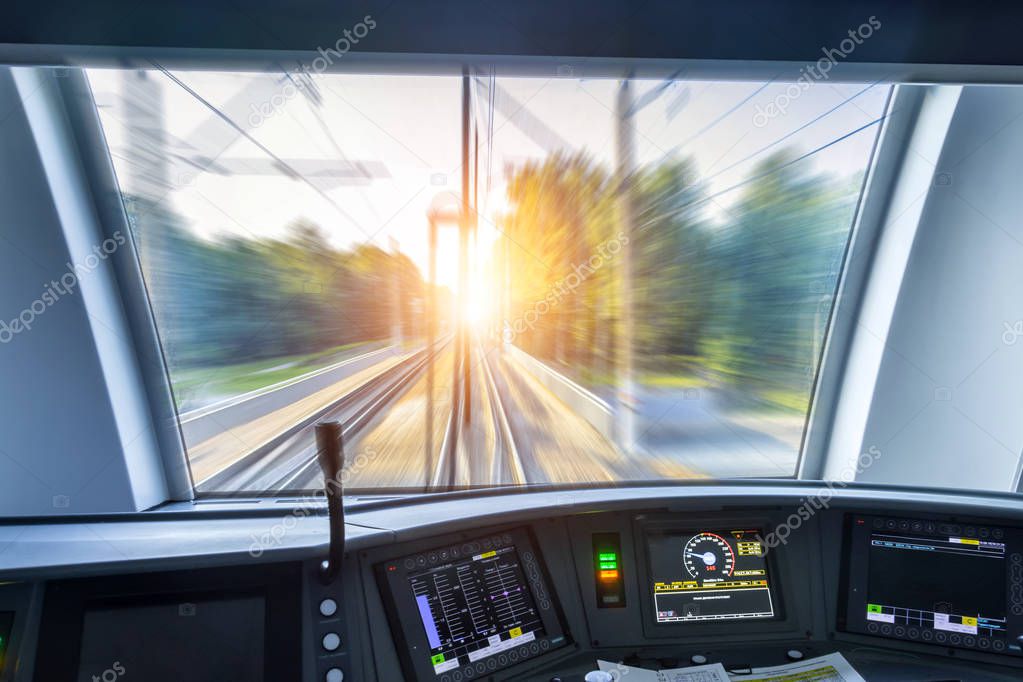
[411,545,545,675]
[76,597,265,682]
[844,514,1023,654]
[377,528,568,681]
[0,611,12,674]
[648,528,775,623]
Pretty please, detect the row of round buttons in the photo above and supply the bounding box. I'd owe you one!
[403,534,515,570]
[321,632,344,682]
[521,551,551,611]
[438,640,551,682]
[871,517,1003,540]
[1010,554,1023,616]
[866,622,1005,650]
[318,598,343,681]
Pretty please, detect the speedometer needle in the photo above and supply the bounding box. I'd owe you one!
[686,551,717,565]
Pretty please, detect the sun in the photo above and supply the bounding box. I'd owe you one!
[466,294,488,328]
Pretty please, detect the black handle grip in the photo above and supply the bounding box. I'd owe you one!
[315,421,345,583]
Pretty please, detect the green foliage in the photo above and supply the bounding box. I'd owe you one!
[499,152,619,374]
[133,210,425,373]
[499,148,863,413]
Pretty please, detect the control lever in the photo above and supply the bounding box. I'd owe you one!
[315,421,346,584]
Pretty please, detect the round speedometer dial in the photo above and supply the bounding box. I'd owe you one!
[683,532,735,579]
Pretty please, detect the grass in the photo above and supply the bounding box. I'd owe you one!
[551,354,711,390]
[495,347,811,416]
[757,389,810,414]
[171,340,384,410]
[639,373,710,389]
[637,354,711,389]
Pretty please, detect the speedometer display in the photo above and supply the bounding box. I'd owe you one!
[648,527,774,623]
[683,532,735,580]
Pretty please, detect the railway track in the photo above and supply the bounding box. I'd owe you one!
[429,340,526,489]
[197,337,557,495]
[196,339,450,493]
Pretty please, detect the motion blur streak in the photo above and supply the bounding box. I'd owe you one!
[87,68,889,493]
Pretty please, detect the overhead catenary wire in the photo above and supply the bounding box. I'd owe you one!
[705,81,884,182]
[636,113,888,231]
[638,80,887,223]
[152,63,374,240]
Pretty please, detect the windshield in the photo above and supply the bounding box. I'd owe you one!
[86,67,889,494]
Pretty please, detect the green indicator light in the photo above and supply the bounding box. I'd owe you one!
[598,552,617,561]
[867,604,882,613]
[599,561,618,569]
[431,654,445,665]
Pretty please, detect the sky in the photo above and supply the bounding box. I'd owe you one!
[87,68,890,291]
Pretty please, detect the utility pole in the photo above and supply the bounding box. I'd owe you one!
[615,74,637,452]
[122,70,170,308]
[389,236,402,350]
[426,219,437,484]
[608,70,689,452]
[459,69,472,424]
[503,235,511,351]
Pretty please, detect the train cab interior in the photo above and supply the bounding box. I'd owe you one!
[5,2,1023,680]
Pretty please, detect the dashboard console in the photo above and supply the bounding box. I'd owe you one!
[6,486,1023,681]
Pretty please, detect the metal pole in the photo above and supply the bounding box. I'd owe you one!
[426,220,437,485]
[615,75,637,452]
[460,69,472,424]
[503,235,511,351]
[389,236,402,350]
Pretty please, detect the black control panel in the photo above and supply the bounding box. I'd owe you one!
[0,611,12,676]
[843,514,1023,655]
[376,527,569,681]
[32,563,303,682]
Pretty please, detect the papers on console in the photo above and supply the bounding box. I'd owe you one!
[735,653,866,681]
[599,659,730,682]
[597,653,865,682]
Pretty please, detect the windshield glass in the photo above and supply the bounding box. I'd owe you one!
[86,67,889,494]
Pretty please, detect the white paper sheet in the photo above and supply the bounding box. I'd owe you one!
[598,659,730,682]
[596,653,865,682]
[728,653,866,682]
